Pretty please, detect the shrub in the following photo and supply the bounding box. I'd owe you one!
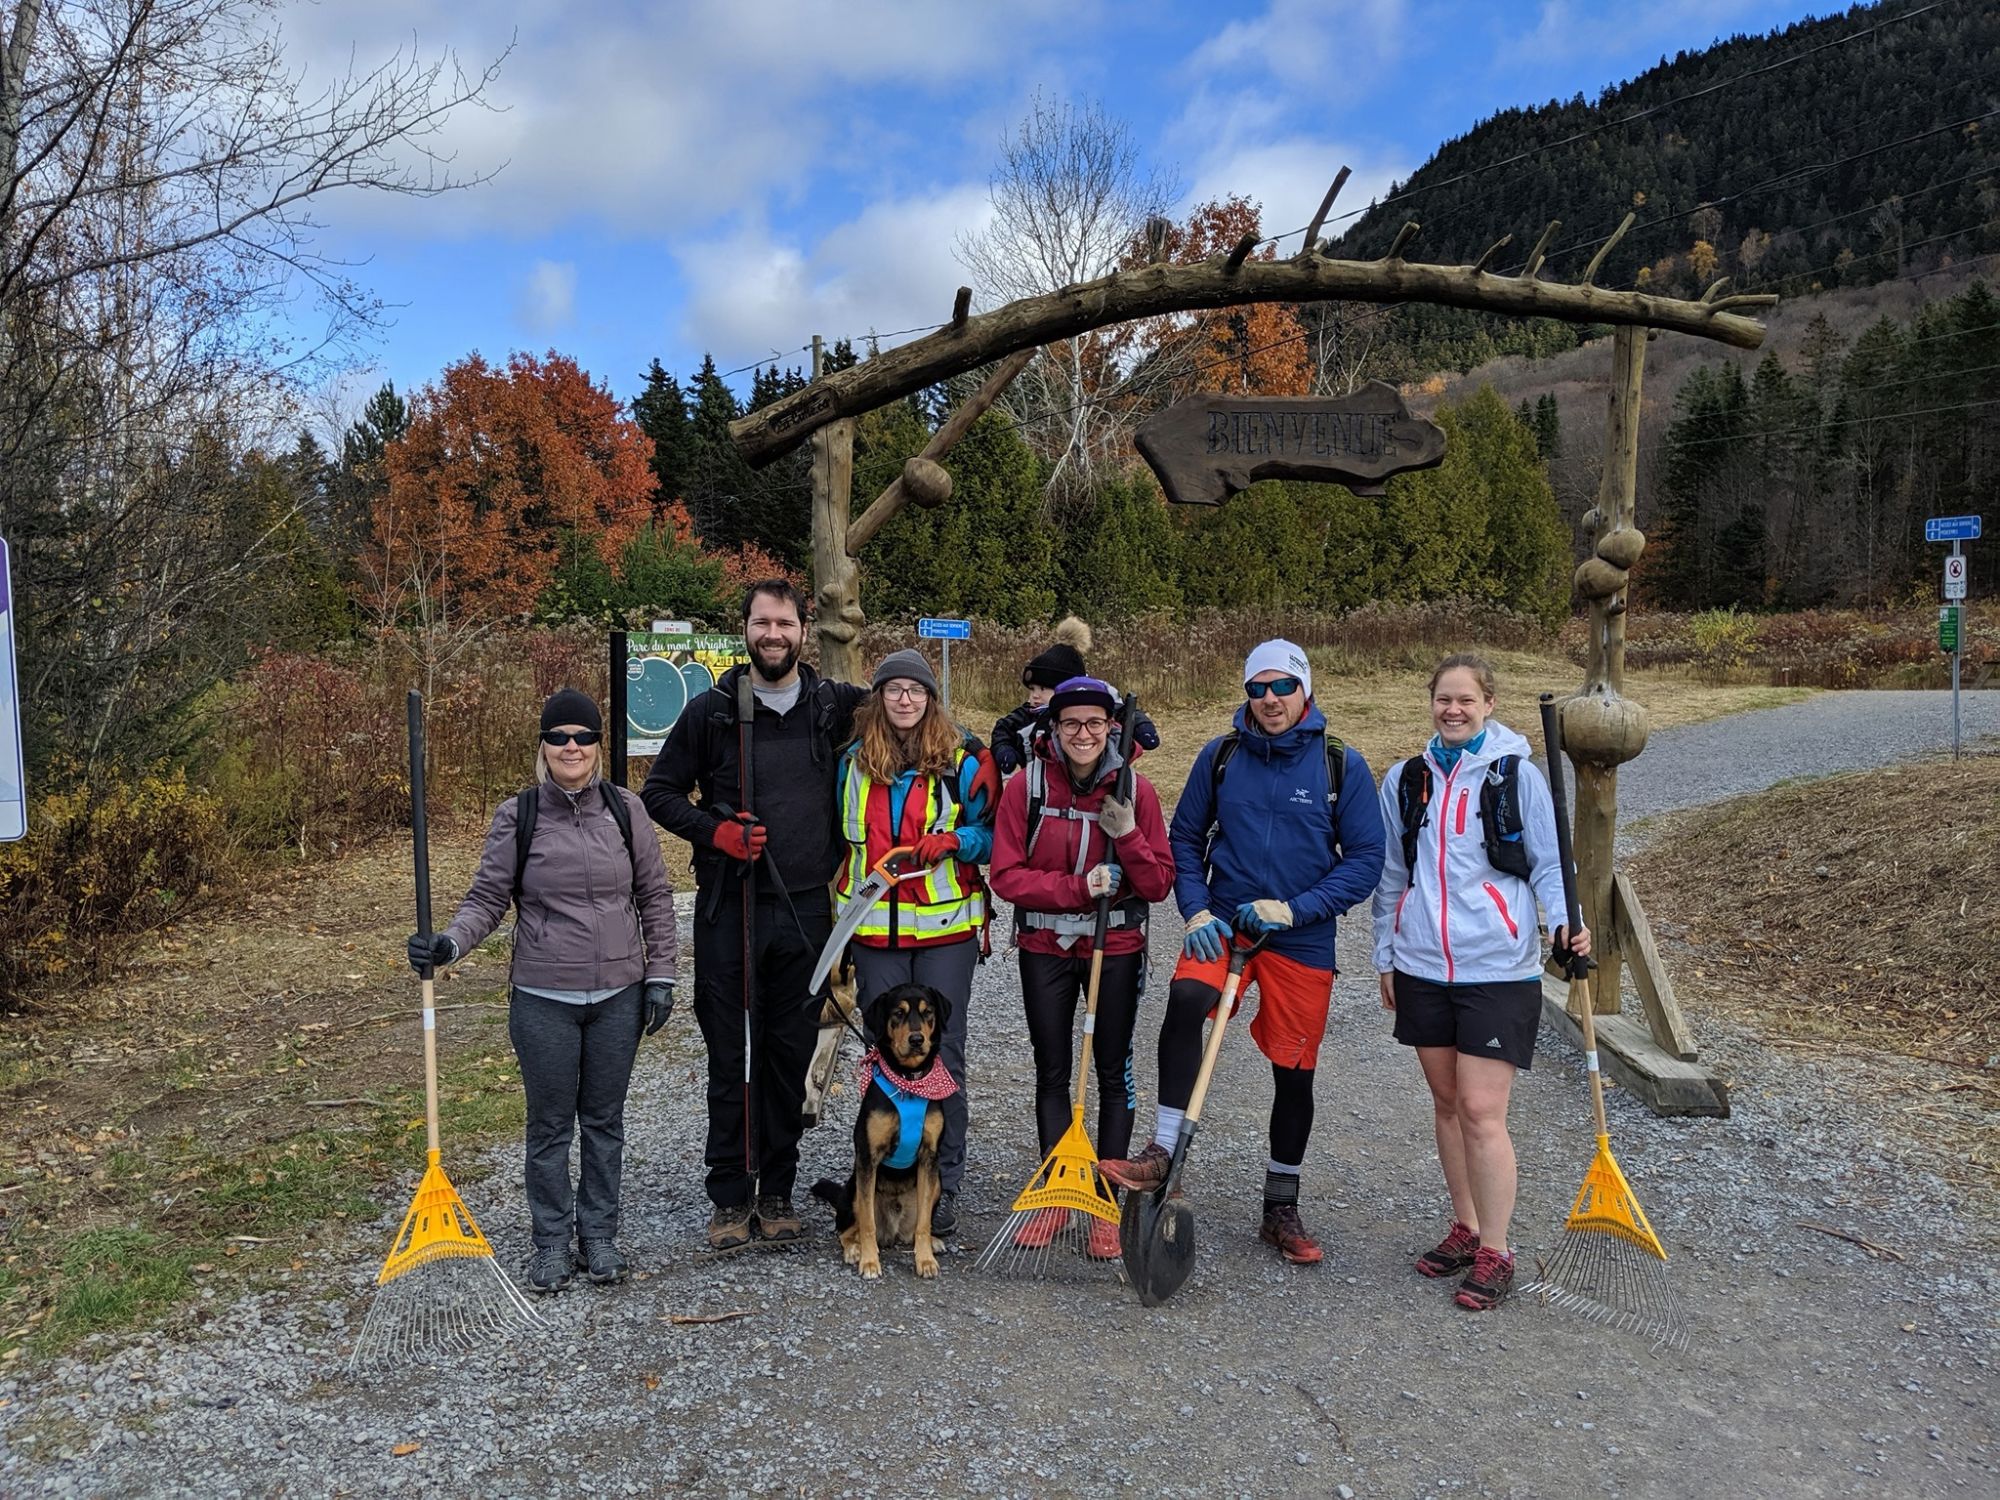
[1689,606,1760,684]
[0,767,225,1006]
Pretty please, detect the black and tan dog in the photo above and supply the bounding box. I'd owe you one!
[810,983,951,1280]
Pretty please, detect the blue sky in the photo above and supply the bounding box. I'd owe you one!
[285,0,1831,417]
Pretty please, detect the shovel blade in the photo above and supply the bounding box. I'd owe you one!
[1123,1192,1196,1307]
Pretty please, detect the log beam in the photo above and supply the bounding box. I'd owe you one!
[845,347,1037,555]
[729,252,1773,465]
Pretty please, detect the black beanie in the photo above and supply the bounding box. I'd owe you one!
[1023,642,1087,689]
[540,688,603,734]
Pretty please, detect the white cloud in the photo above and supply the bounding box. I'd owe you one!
[516,259,577,335]
[1497,0,1783,72]
[673,184,993,365]
[1187,0,1407,90]
[1186,138,1407,243]
[275,0,1071,238]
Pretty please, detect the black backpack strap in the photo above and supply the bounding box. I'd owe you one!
[1396,758,1432,871]
[1480,755,1533,880]
[511,787,538,909]
[1323,732,1346,800]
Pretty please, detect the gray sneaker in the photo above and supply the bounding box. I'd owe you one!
[707,1201,753,1251]
[525,1247,572,1293]
[577,1238,628,1284]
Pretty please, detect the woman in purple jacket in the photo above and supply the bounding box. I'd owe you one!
[405,689,679,1293]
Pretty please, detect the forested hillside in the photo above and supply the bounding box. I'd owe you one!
[1327,1,1999,375]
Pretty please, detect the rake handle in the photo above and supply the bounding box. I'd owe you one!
[1182,943,1255,1126]
[1539,693,1608,1139]
[1074,692,1142,1124]
[407,691,442,1161]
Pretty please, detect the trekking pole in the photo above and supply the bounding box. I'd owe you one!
[736,673,759,1177]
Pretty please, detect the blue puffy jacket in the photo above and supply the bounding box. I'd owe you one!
[1169,701,1386,969]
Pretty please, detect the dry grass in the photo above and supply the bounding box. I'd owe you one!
[1632,755,2000,1069]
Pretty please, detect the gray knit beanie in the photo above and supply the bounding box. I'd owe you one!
[871,648,941,697]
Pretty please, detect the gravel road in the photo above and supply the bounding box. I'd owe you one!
[3,693,1994,1499]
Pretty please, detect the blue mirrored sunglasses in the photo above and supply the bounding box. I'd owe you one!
[1244,675,1303,700]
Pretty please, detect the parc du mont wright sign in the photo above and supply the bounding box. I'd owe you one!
[1135,380,1446,505]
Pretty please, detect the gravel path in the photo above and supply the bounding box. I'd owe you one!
[3,694,1994,1499]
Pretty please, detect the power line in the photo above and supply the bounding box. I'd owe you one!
[1663,394,2000,450]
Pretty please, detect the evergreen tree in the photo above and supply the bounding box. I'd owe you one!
[631,360,695,512]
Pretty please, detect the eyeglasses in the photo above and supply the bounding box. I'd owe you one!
[880,683,930,702]
[1057,716,1111,737]
[540,729,602,747]
[1245,676,1303,700]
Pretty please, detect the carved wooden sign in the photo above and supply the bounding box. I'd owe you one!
[1134,381,1446,504]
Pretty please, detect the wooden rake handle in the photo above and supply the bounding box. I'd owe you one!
[1540,693,1609,1139]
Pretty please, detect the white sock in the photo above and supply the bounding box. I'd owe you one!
[1266,1158,1301,1178]
[1152,1106,1186,1152]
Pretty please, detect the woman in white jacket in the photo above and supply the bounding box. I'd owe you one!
[1373,654,1589,1313]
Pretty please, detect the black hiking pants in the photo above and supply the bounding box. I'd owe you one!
[1019,948,1142,1163]
[508,984,643,1252]
[692,882,830,1207]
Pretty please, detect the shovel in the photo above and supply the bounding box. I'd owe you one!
[1121,932,1267,1307]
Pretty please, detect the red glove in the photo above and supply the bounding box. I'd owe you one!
[966,746,1001,812]
[912,831,960,866]
[710,812,768,863]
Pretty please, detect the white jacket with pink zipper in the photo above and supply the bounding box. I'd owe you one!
[1370,721,1568,985]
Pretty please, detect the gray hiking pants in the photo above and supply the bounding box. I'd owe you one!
[508,984,643,1251]
[849,939,978,1194]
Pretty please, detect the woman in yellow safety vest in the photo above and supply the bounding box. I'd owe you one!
[834,648,999,1239]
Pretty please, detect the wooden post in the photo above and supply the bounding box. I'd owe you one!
[1561,324,1650,1015]
[807,335,863,684]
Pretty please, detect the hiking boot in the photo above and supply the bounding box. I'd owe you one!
[1013,1207,1069,1249]
[577,1238,628,1285]
[1259,1203,1324,1265]
[1417,1220,1481,1280]
[753,1195,802,1242]
[707,1201,753,1251]
[1097,1142,1171,1194]
[1455,1246,1515,1311]
[930,1189,959,1238]
[1086,1214,1122,1260]
[524,1247,572,1293]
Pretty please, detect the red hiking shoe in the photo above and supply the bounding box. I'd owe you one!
[1416,1220,1481,1279]
[1013,1208,1070,1248]
[1454,1246,1516,1310]
[1086,1213,1121,1260]
[1097,1142,1171,1193]
[1259,1203,1324,1265]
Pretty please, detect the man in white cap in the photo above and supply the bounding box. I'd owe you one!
[1100,639,1385,1265]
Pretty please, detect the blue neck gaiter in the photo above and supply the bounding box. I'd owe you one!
[1428,726,1487,776]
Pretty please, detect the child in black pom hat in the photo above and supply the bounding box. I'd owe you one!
[990,616,1157,775]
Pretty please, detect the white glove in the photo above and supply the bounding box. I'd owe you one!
[1085,863,1123,898]
[1097,796,1136,841]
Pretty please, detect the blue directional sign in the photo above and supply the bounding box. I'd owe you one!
[1924,515,1981,542]
[917,617,971,640]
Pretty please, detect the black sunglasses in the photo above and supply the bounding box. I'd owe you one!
[1245,676,1303,700]
[540,729,602,747]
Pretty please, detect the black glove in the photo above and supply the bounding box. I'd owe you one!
[643,979,676,1036]
[406,932,456,973]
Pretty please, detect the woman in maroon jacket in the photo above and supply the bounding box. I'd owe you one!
[988,676,1174,1258]
[406,689,678,1294]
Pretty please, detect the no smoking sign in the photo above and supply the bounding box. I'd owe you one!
[1943,553,1967,600]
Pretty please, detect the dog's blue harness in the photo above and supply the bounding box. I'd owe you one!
[874,1067,929,1170]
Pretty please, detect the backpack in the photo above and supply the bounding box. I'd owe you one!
[1394,754,1531,880]
[1200,727,1349,868]
[513,783,638,908]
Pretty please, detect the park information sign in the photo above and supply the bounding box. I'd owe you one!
[0,539,24,841]
[1135,380,1447,505]
[622,630,750,755]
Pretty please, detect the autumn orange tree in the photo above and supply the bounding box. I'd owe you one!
[362,350,657,695]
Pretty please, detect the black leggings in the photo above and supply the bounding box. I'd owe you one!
[1159,975,1316,1168]
[1020,948,1144,1162]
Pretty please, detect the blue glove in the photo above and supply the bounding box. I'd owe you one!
[1182,911,1231,962]
[1136,719,1160,752]
[1233,899,1294,935]
[993,739,1023,774]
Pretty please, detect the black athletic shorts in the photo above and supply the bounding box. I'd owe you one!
[1390,970,1540,1071]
